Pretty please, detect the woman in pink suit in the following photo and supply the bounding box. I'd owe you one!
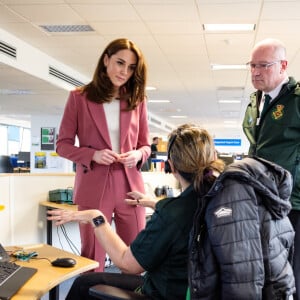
[56,38,151,271]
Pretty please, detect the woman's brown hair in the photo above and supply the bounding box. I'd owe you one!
[167,124,225,194]
[81,38,147,110]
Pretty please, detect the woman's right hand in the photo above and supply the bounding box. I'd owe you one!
[92,149,120,165]
[125,191,157,209]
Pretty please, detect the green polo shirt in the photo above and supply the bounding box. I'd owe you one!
[130,185,198,299]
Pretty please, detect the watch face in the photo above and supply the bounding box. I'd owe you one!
[93,215,105,227]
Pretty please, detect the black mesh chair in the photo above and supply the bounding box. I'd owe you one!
[0,155,14,173]
[89,284,151,300]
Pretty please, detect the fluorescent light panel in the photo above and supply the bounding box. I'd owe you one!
[217,86,244,91]
[146,86,156,91]
[224,120,237,124]
[148,100,171,103]
[224,124,238,128]
[203,24,255,31]
[0,89,35,95]
[170,115,187,119]
[218,100,241,103]
[211,64,246,70]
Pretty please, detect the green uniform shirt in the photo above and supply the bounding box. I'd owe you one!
[130,185,198,299]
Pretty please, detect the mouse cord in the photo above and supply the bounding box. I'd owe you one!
[32,257,52,264]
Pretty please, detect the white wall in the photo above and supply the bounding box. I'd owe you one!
[0,172,178,252]
[0,173,77,249]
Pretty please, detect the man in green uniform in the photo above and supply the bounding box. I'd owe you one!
[243,38,300,300]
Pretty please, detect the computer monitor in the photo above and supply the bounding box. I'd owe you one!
[0,155,14,173]
[18,151,31,167]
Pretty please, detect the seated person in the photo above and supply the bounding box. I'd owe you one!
[47,123,225,300]
[187,155,295,299]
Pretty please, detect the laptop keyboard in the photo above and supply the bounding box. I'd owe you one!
[0,245,37,300]
[0,261,20,286]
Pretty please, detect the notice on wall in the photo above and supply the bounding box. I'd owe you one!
[48,152,63,169]
[35,152,46,168]
[41,127,55,150]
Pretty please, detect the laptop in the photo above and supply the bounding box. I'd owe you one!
[0,243,10,263]
[0,243,37,300]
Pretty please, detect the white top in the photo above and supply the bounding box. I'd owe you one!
[103,100,120,153]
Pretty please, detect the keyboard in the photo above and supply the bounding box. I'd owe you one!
[0,260,37,300]
[0,261,20,283]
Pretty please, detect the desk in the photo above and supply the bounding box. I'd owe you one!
[7,243,99,300]
[13,167,30,173]
[40,201,78,245]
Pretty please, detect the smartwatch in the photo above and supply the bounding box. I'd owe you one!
[92,215,105,228]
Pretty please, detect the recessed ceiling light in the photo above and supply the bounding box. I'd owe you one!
[148,100,171,103]
[218,100,241,103]
[211,64,247,71]
[203,24,255,31]
[170,115,187,119]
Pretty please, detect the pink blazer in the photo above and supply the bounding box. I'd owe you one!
[56,90,151,208]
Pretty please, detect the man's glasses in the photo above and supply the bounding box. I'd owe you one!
[246,60,281,71]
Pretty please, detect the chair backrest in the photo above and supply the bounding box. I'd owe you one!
[0,155,14,173]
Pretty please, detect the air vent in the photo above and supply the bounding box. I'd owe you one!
[49,66,84,87]
[40,25,94,33]
[149,117,162,126]
[147,112,175,133]
[0,41,17,58]
[164,124,173,131]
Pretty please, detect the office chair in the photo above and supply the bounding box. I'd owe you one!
[89,284,151,300]
[0,155,14,173]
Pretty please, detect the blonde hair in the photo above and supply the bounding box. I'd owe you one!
[168,124,224,193]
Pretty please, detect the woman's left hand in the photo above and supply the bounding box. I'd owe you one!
[118,150,142,168]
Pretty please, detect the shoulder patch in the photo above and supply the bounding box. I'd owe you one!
[214,207,232,218]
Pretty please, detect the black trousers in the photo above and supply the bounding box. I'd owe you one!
[288,210,300,300]
[65,272,143,300]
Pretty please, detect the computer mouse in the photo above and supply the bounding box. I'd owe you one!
[51,257,76,268]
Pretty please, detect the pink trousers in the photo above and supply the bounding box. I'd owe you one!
[78,166,146,271]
